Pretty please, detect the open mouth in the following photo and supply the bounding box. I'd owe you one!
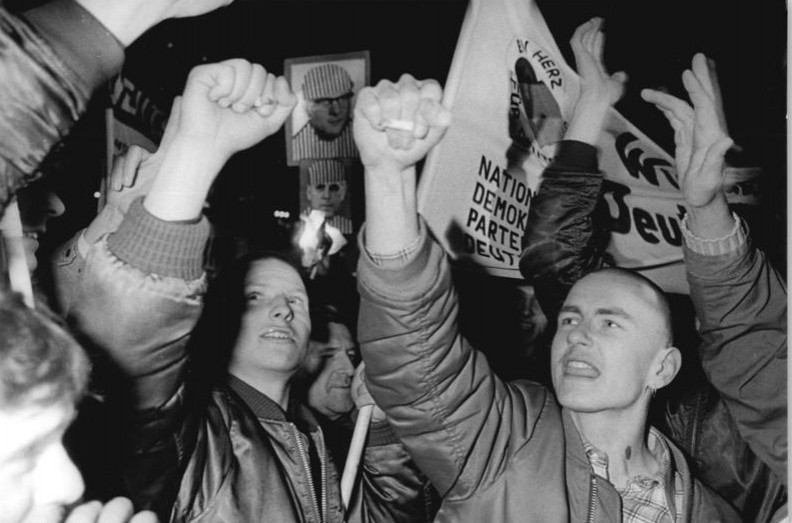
[562,359,599,378]
[259,329,293,341]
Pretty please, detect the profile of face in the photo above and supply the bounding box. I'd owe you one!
[16,182,65,272]
[308,94,352,140]
[0,403,83,523]
[229,258,312,382]
[306,181,347,218]
[304,322,358,420]
[550,270,678,414]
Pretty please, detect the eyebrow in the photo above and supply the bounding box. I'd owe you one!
[558,305,634,320]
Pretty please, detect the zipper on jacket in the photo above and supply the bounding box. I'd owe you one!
[292,425,323,523]
[587,475,598,523]
[316,432,327,521]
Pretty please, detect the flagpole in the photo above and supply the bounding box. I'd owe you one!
[341,404,374,512]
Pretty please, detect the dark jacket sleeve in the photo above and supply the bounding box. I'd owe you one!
[352,422,439,522]
[357,223,554,500]
[0,0,123,215]
[685,229,788,484]
[519,140,608,320]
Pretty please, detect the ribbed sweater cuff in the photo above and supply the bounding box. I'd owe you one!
[107,198,208,280]
[23,0,124,90]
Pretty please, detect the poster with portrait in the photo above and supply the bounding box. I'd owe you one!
[298,158,356,237]
[284,51,370,166]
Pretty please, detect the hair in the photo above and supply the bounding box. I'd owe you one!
[0,290,90,412]
[584,267,673,346]
[188,250,308,385]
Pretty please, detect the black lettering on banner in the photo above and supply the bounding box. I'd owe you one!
[615,133,677,189]
[601,180,632,234]
[463,233,517,266]
[633,208,659,244]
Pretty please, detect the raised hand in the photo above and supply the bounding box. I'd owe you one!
[64,497,158,523]
[641,54,733,210]
[353,74,451,173]
[177,59,296,163]
[565,17,627,144]
[571,17,627,107]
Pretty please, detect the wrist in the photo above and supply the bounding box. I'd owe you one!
[684,194,734,240]
[565,100,609,145]
[143,138,226,221]
[75,0,166,46]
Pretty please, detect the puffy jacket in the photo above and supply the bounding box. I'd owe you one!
[519,140,786,521]
[64,200,433,522]
[0,0,123,216]
[357,223,739,522]
[684,221,787,485]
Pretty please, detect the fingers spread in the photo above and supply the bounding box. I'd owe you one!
[97,497,134,523]
[641,88,693,122]
[65,501,103,523]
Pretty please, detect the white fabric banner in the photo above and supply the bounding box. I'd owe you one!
[417,0,758,293]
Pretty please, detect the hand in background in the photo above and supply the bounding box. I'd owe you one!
[65,497,158,523]
[565,17,627,144]
[641,54,733,211]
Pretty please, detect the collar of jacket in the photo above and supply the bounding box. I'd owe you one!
[226,374,321,431]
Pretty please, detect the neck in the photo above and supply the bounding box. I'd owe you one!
[570,405,659,488]
[230,369,291,410]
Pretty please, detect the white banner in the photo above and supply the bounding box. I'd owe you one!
[417,0,758,294]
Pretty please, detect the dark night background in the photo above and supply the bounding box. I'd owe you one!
[4,0,784,504]
[6,0,786,381]
[20,0,784,267]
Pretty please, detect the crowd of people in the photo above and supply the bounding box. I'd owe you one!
[0,1,785,522]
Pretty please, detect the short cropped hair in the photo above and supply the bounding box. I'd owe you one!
[0,290,90,412]
[584,267,673,346]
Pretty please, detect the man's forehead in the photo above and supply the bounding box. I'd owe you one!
[567,271,661,310]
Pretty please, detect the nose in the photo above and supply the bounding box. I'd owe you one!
[336,351,355,373]
[320,186,332,199]
[566,321,591,347]
[33,443,85,507]
[327,99,341,114]
[46,192,65,218]
[269,295,294,322]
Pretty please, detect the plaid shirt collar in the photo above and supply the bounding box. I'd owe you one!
[582,427,683,522]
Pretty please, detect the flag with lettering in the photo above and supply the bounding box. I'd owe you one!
[417,0,758,293]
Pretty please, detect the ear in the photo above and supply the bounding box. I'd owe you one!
[649,346,681,390]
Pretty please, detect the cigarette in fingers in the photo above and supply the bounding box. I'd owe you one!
[382,119,415,132]
[255,96,276,108]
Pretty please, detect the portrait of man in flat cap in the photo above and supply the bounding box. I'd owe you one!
[285,51,369,165]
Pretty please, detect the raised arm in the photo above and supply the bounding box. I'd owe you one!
[520,17,626,320]
[0,0,234,216]
[355,77,565,507]
[70,59,295,410]
[642,54,787,483]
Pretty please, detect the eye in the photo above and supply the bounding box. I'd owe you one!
[287,296,304,306]
[245,291,262,302]
[558,316,579,326]
[602,319,620,329]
